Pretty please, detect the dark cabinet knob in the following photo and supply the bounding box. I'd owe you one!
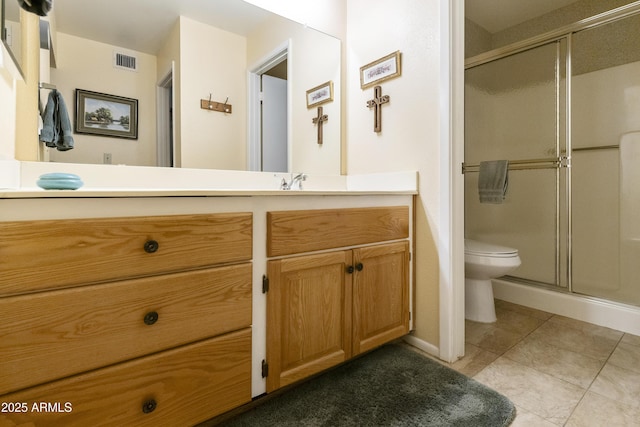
[143,240,159,253]
[346,265,354,274]
[355,263,364,271]
[144,311,159,325]
[142,399,157,414]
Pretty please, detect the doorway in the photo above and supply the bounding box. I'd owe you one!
[261,67,288,172]
[157,64,175,167]
[248,43,290,172]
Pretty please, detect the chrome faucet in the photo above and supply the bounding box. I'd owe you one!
[280,173,307,190]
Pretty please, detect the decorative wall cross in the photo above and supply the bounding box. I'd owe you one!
[312,106,328,145]
[366,85,390,133]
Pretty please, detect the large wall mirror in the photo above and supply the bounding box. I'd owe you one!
[1,0,24,77]
[38,0,341,174]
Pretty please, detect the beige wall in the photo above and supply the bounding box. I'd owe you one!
[48,33,158,166]
[244,0,347,173]
[247,14,341,175]
[14,10,39,162]
[178,17,247,170]
[4,18,23,67]
[0,66,16,160]
[346,0,444,347]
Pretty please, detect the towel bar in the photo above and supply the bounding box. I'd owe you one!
[462,157,562,173]
[572,144,619,152]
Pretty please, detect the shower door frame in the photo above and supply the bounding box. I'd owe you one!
[464,39,570,289]
[463,1,640,294]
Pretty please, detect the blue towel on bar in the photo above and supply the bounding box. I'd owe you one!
[478,160,509,204]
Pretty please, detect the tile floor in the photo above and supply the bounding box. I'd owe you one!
[437,300,640,426]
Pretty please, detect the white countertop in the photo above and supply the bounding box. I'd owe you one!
[0,188,417,198]
[0,161,418,198]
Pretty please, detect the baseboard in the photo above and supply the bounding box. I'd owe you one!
[493,279,640,336]
[403,334,439,358]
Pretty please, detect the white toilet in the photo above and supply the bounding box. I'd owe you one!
[464,239,521,323]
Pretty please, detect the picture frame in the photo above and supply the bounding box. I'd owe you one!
[306,80,334,108]
[360,51,402,89]
[75,89,138,139]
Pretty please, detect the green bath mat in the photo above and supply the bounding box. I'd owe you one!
[222,343,515,426]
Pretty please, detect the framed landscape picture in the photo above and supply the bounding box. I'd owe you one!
[75,89,138,139]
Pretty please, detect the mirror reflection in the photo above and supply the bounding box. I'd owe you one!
[1,0,23,74]
[40,0,341,174]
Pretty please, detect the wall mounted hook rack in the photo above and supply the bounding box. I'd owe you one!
[200,94,232,114]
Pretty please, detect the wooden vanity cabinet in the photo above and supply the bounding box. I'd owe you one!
[352,241,410,355]
[266,250,354,392]
[265,207,410,392]
[0,213,253,426]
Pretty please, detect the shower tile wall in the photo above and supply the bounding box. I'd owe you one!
[570,17,632,298]
[571,19,640,305]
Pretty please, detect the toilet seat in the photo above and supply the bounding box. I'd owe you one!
[465,239,518,258]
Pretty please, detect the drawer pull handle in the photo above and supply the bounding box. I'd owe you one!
[144,240,159,253]
[144,311,159,325]
[346,265,354,274]
[356,262,364,271]
[142,399,157,414]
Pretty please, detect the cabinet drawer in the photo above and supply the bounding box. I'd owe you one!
[0,264,251,395]
[267,207,409,257]
[0,213,252,296]
[0,329,251,427]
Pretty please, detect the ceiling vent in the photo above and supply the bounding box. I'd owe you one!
[113,50,138,72]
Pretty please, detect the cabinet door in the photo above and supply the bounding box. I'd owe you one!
[352,241,410,356]
[266,251,352,392]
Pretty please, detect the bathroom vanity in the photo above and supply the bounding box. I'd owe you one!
[0,214,253,426]
[0,167,416,425]
[265,207,410,392]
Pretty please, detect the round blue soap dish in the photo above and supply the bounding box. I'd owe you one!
[37,173,84,190]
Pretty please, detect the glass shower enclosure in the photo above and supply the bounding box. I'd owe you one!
[464,6,640,307]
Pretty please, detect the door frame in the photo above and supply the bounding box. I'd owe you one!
[247,40,291,172]
[442,0,466,363]
[157,62,175,167]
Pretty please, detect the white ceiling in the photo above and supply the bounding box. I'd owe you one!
[51,1,587,56]
[465,0,582,33]
[51,0,273,54]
